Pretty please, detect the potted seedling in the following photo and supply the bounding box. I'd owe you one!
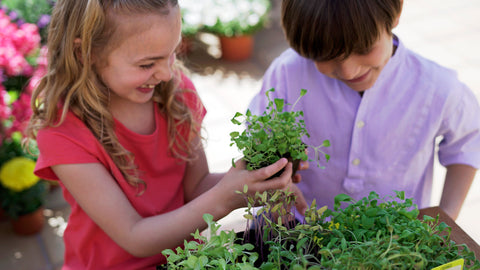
[229,88,330,178]
[229,88,330,256]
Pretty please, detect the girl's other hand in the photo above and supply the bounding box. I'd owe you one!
[289,184,307,215]
[218,158,293,211]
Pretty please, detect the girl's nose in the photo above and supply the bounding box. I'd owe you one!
[153,63,173,82]
[153,54,175,82]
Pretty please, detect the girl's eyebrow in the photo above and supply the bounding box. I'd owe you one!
[137,55,166,62]
[136,39,181,62]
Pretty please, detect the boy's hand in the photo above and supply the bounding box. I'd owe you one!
[289,184,307,215]
[293,160,309,183]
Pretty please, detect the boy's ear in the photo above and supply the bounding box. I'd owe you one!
[393,0,404,28]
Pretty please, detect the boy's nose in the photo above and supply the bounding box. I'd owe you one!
[336,59,360,81]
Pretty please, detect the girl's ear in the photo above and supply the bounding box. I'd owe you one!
[74,38,83,64]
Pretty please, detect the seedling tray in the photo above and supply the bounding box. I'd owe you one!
[419,207,480,259]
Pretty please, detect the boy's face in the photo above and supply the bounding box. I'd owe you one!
[314,29,395,92]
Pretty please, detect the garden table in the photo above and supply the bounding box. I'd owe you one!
[419,207,480,259]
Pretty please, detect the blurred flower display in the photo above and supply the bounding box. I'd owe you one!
[1,0,55,42]
[0,2,50,222]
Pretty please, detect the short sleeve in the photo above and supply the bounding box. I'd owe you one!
[35,127,101,181]
[438,83,480,169]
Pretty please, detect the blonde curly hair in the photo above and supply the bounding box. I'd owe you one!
[26,0,202,192]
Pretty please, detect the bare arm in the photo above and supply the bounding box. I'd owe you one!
[52,148,293,257]
[182,138,225,202]
[439,164,477,220]
[182,139,308,212]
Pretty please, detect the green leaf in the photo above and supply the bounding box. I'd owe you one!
[274,98,284,112]
[203,213,213,225]
[334,194,352,209]
[300,88,307,96]
[186,255,198,268]
[243,184,248,194]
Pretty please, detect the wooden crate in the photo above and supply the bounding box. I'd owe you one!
[419,207,480,260]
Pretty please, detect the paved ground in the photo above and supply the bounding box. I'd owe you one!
[1,0,479,269]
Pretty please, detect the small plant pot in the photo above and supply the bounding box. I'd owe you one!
[236,229,271,266]
[10,207,45,236]
[219,35,254,61]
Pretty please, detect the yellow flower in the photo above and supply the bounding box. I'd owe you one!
[328,222,340,230]
[0,157,39,192]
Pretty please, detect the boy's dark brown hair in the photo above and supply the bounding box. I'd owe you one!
[281,0,402,61]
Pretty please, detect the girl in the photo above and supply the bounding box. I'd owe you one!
[26,0,298,269]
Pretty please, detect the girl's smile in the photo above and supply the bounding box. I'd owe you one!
[137,84,157,93]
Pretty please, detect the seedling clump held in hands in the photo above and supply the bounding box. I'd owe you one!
[229,88,330,173]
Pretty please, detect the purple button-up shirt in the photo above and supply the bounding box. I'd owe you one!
[249,37,480,215]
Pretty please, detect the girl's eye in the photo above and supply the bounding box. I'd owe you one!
[140,63,154,69]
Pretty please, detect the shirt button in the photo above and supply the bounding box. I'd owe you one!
[352,158,361,166]
[357,121,365,128]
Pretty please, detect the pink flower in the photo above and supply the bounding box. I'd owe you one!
[0,89,12,122]
[0,10,43,143]
[26,46,48,94]
[0,11,40,77]
[13,23,40,55]
[7,93,33,137]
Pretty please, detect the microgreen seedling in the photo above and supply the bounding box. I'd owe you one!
[230,88,330,171]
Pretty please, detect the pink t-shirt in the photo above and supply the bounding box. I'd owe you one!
[35,76,205,269]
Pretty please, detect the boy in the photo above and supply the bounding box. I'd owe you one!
[249,0,480,219]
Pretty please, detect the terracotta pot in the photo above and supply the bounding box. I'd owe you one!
[219,35,254,61]
[11,207,45,236]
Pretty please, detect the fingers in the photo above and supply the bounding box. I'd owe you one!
[298,160,309,171]
[252,158,288,180]
[293,160,308,183]
[234,158,247,170]
[254,161,293,192]
[293,174,301,184]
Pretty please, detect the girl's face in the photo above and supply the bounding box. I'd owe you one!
[95,7,181,109]
[314,29,394,92]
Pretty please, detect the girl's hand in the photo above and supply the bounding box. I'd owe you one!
[217,158,293,212]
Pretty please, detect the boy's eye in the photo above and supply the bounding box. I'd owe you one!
[140,63,154,69]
